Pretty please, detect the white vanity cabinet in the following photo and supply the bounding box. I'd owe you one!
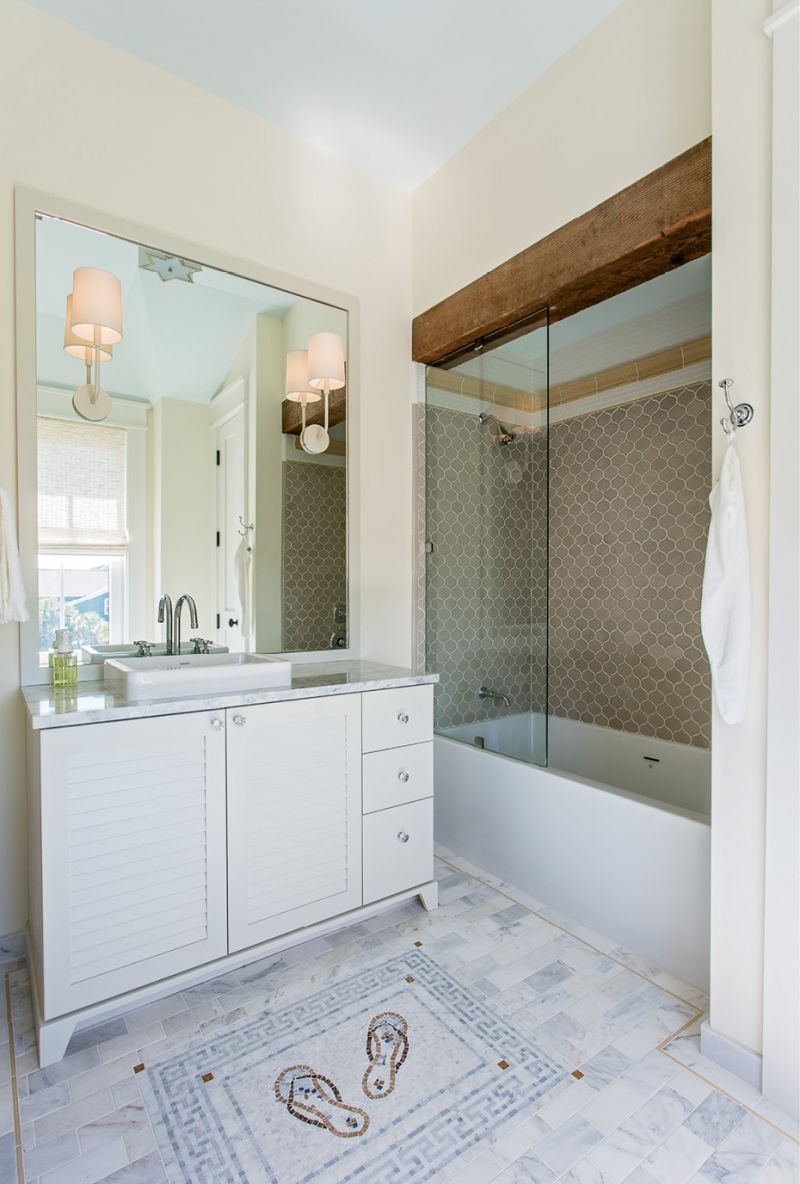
[25,675,437,1066]
[226,695,363,951]
[32,711,229,1020]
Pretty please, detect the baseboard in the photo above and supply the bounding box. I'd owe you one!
[700,1020,763,1091]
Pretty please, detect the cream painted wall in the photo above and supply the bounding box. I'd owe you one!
[706,0,772,1063]
[0,0,413,934]
[412,0,711,314]
[761,0,800,1122]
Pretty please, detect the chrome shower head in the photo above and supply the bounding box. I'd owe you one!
[478,412,517,445]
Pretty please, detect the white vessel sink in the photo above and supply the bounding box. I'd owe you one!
[104,652,292,701]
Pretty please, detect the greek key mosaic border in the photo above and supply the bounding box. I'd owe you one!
[141,949,566,1184]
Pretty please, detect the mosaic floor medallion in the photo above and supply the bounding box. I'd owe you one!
[139,949,567,1184]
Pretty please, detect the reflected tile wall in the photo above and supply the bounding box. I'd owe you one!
[282,462,346,652]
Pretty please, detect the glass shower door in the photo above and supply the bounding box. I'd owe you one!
[424,311,549,766]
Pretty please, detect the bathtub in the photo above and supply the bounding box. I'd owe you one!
[435,713,711,989]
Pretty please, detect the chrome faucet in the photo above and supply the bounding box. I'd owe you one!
[173,594,198,657]
[478,685,511,709]
[157,594,174,655]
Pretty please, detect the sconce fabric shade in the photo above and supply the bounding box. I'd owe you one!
[70,267,123,345]
[307,332,345,391]
[63,295,112,363]
[285,349,321,403]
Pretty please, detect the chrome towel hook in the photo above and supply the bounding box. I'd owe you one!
[719,378,754,438]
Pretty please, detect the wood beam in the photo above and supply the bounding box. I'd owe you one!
[412,138,711,365]
[281,387,346,435]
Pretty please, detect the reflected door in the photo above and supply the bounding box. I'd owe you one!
[215,407,247,653]
[424,312,549,767]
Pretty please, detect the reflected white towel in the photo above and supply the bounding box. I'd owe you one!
[235,538,253,640]
[701,438,750,724]
[0,486,29,625]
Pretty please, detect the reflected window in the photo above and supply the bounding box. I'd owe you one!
[37,417,128,659]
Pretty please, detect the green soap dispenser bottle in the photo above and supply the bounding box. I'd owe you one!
[51,628,78,689]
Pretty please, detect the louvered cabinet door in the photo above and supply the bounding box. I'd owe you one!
[40,711,228,1018]
[226,695,362,952]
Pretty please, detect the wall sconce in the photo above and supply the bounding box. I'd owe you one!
[67,267,123,422]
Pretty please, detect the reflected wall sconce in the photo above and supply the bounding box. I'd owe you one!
[285,349,323,453]
[66,267,123,422]
[308,330,345,421]
[305,331,346,455]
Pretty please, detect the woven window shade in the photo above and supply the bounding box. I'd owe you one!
[38,417,128,548]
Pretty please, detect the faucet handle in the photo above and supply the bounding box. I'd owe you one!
[190,637,212,655]
[133,640,152,657]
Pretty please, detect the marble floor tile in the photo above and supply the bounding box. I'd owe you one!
[685,1090,748,1148]
[580,1045,635,1091]
[3,854,797,1184]
[23,1129,81,1179]
[34,1088,115,1146]
[754,1139,800,1183]
[642,1122,723,1184]
[0,1128,16,1182]
[493,1151,557,1182]
[536,1114,604,1174]
[65,1019,128,1058]
[697,1112,784,1183]
[625,1085,695,1143]
[97,1149,167,1183]
[37,1136,129,1184]
[0,1082,12,1137]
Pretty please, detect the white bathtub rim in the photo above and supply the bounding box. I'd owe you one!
[435,733,711,827]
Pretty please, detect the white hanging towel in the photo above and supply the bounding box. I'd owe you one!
[0,485,29,625]
[701,438,750,724]
[235,537,253,640]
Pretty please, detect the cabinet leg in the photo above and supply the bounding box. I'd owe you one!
[418,881,439,912]
[36,1015,77,1068]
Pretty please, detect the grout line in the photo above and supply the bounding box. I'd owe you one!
[437,852,799,1146]
[4,972,25,1184]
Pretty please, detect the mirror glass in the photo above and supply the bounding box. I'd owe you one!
[33,213,348,667]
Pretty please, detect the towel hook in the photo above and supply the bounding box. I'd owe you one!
[719,378,754,438]
[237,516,254,537]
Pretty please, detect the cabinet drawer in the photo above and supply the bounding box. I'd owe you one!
[363,742,433,814]
[363,798,433,904]
[362,684,433,753]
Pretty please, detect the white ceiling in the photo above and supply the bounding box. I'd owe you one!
[36,215,304,403]
[23,0,625,189]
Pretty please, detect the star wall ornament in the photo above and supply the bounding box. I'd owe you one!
[138,247,203,283]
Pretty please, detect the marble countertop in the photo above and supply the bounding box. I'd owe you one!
[22,660,438,730]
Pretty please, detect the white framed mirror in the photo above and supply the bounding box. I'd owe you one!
[15,189,360,685]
